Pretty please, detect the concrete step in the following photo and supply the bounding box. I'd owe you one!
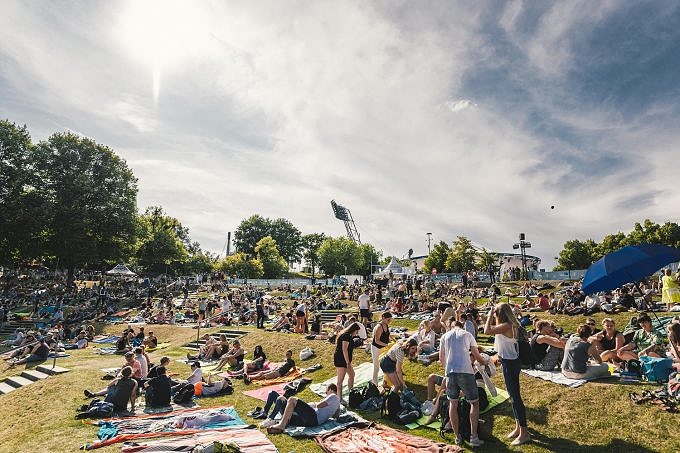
[0,382,17,395]
[36,365,70,375]
[21,370,50,381]
[5,375,34,388]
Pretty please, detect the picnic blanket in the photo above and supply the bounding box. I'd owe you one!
[255,368,302,386]
[145,342,171,352]
[217,361,272,378]
[310,361,383,399]
[119,427,279,453]
[91,335,120,344]
[48,351,70,358]
[404,388,510,429]
[142,402,199,415]
[84,406,246,450]
[94,347,120,355]
[243,383,287,402]
[521,369,617,388]
[285,410,369,438]
[316,423,463,453]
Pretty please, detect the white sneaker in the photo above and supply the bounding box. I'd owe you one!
[259,419,276,428]
[469,436,484,447]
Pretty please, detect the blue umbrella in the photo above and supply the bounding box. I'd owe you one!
[581,244,680,295]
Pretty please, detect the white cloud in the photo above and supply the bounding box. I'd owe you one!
[0,0,679,270]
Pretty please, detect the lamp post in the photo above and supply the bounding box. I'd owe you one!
[513,233,531,281]
[426,233,432,255]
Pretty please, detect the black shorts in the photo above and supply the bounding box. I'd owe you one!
[360,308,370,319]
[289,399,318,427]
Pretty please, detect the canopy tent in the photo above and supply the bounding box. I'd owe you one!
[106,263,136,277]
[373,257,414,276]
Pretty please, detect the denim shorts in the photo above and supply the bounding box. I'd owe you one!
[446,372,479,402]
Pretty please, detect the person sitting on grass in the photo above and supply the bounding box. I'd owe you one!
[617,314,664,361]
[63,331,88,350]
[530,320,566,371]
[144,366,172,407]
[265,383,341,433]
[8,335,49,367]
[591,318,625,364]
[380,338,418,392]
[231,345,267,376]
[84,366,138,412]
[244,350,295,384]
[142,330,158,349]
[115,330,130,354]
[561,324,609,380]
[212,339,245,372]
[186,334,217,361]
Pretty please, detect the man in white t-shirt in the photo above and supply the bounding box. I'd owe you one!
[358,289,371,325]
[439,321,489,447]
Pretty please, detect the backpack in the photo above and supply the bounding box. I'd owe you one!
[640,356,674,383]
[173,383,195,404]
[362,381,381,400]
[438,398,471,441]
[622,359,643,377]
[517,326,538,367]
[400,388,421,412]
[381,390,402,419]
[348,387,365,409]
[395,408,421,424]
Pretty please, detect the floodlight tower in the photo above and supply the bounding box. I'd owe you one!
[330,200,361,243]
[512,233,532,279]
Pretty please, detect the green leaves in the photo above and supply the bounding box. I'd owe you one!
[233,215,302,263]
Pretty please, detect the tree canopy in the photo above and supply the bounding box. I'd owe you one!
[233,215,302,263]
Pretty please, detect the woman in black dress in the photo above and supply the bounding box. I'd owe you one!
[334,322,360,402]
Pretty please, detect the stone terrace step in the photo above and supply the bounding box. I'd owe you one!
[21,370,50,381]
[36,365,70,375]
[5,375,34,388]
[0,382,16,395]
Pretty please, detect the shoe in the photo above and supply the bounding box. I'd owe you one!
[243,376,251,384]
[255,412,267,420]
[469,436,484,447]
[259,418,277,428]
[511,436,531,446]
[84,390,95,398]
[454,435,463,446]
[247,406,263,417]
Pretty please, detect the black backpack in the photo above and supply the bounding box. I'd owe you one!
[439,397,473,441]
[381,390,402,419]
[348,387,364,409]
[517,326,538,367]
[173,383,195,404]
[362,382,381,400]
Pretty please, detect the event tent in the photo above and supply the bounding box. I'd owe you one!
[106,263,136,277]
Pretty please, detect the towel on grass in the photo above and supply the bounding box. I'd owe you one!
[94,347,118,355]
[217,361,272,378]
[285,410,369,438]
[255,368,302,386]
[310,361,383,399]
[404,388,510,429]
[521,369,617,388]
[91,335,120,344]
[243,383,287,402]
[85,406,246,450]
[145,342,171,351]
[316,423,463,453]
[119,427,279,453]
[48,352,70,358]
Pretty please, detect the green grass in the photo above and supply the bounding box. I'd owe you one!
[0,308,678,452]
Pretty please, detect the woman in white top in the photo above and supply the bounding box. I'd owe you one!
[483,303,530,446]
[416,320,436,354]
[379,338,418,392]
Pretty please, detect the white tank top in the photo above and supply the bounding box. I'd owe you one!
[495,327,519,360]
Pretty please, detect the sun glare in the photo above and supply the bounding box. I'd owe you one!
[117,0,207,104]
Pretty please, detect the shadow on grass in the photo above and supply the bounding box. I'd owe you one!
[529,431,657,452]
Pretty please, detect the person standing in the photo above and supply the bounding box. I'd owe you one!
[370,312,392,386]
[439,320,489,447]
[484,303,530,446]
[358,289,371,326]
[256,295,265,329]
[662,268,680,310]
[334,323,360,402]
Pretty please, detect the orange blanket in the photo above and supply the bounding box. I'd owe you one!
[256,367,302,386]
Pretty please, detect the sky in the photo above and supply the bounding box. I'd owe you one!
[2,0,680,270]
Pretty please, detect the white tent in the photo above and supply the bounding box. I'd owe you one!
[106,263,136,276]
[374,257,414,276]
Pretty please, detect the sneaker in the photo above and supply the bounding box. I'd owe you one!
[259,418,277,428]
[455,435,463,446]
[469,436,484,447]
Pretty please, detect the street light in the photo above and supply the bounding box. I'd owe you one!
[513,233,532,280]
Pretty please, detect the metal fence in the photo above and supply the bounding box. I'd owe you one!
[528,270,586,281]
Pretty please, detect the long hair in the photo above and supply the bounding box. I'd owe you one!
[336,322,361,346]
[254,345,266,360]
[669,322,680,346]
[495,303,520,328]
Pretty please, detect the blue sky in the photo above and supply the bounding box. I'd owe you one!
[1,0,679,269]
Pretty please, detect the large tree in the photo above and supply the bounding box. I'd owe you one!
[33,132,137,278]
[302,233,326,279]
[445,236,478,273]
[215,252,264,278]
[135,209,188,274]
[358,243,382,276]
[0,120,45,264]
[255,236,288,278]
[233,215,302,263]
[422,241,449,274]
[318,236,362,276]
[554,239,597,271]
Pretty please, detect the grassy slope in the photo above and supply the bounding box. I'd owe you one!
[0,306,678,452]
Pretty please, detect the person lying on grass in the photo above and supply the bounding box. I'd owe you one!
[244,349,295,384]
[265,383,341,433]
[85,366,138,412]
[195,373,233,397]
[7,335,49,367]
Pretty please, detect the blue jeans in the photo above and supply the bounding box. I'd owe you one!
[263,390,286,419]
[500,357,527,427]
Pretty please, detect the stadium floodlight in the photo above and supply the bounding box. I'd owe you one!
[330,200,361,243]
